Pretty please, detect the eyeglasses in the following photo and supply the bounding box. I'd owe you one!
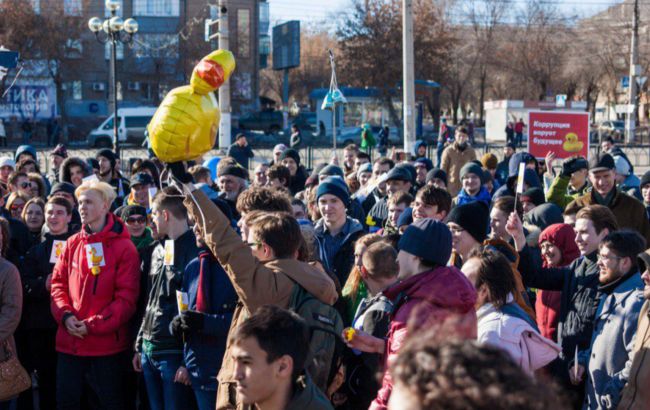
[126,216,146,225]
[10,204,23,211]
[20,182,32,189]
[247,241,262,248]
[597,253,623,263]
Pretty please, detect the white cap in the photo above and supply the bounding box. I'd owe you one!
[614,155,631,176]
[273,144,287,154]
[0,157,15,169]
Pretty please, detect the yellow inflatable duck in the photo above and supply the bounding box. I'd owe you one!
[148,50,236,163]
[562,132,583,153]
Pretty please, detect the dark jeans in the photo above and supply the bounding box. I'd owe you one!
[516,132,523,147]
[193,388,216,410]
[17,329,57,410]
[141,352,193,410]
[56,352,127,410]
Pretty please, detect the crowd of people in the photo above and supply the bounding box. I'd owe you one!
[0,126,649,410]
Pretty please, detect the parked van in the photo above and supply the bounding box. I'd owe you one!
[88,107,157,147]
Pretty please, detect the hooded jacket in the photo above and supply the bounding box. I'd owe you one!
[182,188,338,410]
[50,213,140,356]
[536,224,580,341]
[370,266,477,410]
[524,203,564,232]
[440,142,477,197]
[569,188,650,245]
[477,295,560,374]
[136,229,199,355]
[20,230,75,330]
[59,157,90,185]
[518,247,602,364]
[493,168,541,200]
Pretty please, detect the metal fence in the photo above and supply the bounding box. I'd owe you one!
[5,141,650,176]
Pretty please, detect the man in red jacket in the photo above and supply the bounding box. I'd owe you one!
[50,180,140,409]
[345,218,477,410]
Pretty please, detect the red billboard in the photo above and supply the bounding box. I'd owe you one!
[527,111,590,160]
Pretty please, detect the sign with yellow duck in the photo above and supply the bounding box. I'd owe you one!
[527,111,590,160]
[85,243,106,276]
[50,240,66,264]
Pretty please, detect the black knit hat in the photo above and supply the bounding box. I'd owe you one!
[398,218,452,266]
[120,205,147,220]
[96,149,117,169]
[280,148,301,165]
[641,170,650,189]
[447,201,490,243]
[520,187,545,206]
[50,182,76,196]
[319,164,344,179]
[426,168,447,186]
[217,164,249,180]
[316,176,350,206]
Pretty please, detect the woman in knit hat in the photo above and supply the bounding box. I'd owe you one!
[280,148,308,195]
[447,201,490,268]
[536,223,580,341]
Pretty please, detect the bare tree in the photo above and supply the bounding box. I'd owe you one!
[337,0,454,128]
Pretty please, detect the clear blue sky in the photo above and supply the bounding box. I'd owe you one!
[269,0,626,28]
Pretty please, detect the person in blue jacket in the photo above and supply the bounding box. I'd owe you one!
[170,221,238,410]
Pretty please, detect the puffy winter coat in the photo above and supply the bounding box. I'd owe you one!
[50,213,140,356]
[370,266,477,410]
[477,296,560,374]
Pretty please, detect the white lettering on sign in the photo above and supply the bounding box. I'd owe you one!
[533,121,571,129]
[532,138,563,145]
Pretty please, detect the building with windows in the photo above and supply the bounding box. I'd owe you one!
[1,0,270,143]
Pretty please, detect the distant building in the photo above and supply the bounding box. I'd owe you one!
[0,0,270,142]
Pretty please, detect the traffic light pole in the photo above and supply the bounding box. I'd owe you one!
[217,0,231,150]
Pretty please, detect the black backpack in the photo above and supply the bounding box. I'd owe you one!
[288,282,345,392]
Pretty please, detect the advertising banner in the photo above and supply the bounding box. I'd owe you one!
[0,84,57,119]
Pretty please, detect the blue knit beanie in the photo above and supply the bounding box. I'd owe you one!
[398,218,452,266]
[316,176,350,206]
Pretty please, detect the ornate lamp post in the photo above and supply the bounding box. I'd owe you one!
[88,0,138,156]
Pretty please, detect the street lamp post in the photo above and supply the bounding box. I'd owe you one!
[88,0,138,157]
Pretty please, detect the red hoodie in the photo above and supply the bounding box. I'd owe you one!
[370,266,477,410]
[51,213,140,356]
